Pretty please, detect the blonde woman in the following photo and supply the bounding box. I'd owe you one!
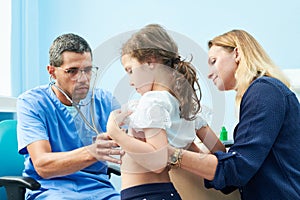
[168,29,300,199]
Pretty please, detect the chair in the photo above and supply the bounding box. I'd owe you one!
[0,120,120,200]
[0,120,40,200]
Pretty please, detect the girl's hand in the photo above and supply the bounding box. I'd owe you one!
[107,109,132,139]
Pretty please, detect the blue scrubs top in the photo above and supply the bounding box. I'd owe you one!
[17,84,120,199]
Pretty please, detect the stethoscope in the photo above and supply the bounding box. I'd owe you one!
[49,75,101,135]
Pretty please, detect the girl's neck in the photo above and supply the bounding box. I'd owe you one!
[152,83,170,92]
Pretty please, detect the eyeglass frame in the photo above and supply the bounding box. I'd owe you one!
[56,66,99,81]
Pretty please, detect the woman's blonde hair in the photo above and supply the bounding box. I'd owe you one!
[208,29,290,107]
[122,24,202,120]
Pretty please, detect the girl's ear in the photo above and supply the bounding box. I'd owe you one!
[234,47,241,64]
[147,57,157,69]
[47,65,56,79]
[148,62,155,69]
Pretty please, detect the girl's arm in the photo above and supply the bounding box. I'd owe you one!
[196,126,226,153]
[106,110,168,172]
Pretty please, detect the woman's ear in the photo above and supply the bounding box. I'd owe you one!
[234,47,241,64]
[47,65,56,79]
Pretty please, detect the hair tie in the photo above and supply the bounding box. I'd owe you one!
[164,56,181,69]
[172,56,181,65]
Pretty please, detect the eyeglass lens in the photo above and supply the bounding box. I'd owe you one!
[64,67,98,80]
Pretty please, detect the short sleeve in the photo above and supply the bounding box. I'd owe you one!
[129,92,173,129]
[195,115,208,130]
[17,95,49,154]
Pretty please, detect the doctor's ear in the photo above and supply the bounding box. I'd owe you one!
[234,47,241,64]
[47,65,56,79]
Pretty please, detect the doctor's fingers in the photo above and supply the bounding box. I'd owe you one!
[95,153,122,164]
[97,148,124,156]
[95,137,120,148]
[94,138,125,156]
[95,148,124,164]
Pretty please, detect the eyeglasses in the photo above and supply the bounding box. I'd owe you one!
[57,66,98,80]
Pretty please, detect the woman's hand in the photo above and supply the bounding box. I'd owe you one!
[188,141,201,153]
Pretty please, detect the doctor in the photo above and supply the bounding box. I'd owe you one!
[17,33,123,199]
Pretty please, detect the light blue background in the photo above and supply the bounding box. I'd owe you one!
[11,0,300,96]
[11,0,300,136]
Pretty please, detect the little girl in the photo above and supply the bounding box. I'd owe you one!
[106,24,225,200]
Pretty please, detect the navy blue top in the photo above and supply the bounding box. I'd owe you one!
[205,76,300,199]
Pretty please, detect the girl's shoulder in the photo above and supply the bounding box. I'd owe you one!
[141,91,177,105]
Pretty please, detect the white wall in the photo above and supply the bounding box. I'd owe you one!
[284,69,300,99]
[0,0,11,96]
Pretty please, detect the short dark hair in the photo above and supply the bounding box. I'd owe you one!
[49,33,92,67]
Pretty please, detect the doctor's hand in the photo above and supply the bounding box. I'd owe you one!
[92,133,125,164]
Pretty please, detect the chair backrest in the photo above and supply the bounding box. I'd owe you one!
[0,120,24,199]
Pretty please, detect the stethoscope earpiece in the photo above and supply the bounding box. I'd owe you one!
[49,75,56,84]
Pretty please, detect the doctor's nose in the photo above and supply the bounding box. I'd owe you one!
[77,71,89,82]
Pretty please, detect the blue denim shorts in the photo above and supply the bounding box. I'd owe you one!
[121,182,181,200]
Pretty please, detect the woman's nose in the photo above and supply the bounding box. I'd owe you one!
[208,69,214,79]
